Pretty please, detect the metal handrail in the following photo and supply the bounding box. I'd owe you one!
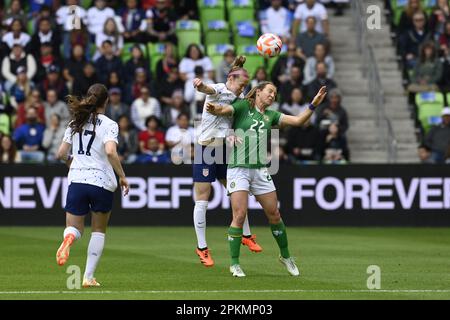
[351,0,398,162]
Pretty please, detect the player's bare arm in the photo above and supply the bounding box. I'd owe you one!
[56,141,73,167]
[193,78,216,95]
[105,141,130,196]
[206,102,234,116]
[280,86,327,128]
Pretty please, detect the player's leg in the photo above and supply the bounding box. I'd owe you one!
[255,190,299,276]
[57,183,88,266]
[193,182,214,267]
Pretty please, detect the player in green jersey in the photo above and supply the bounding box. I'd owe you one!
[206,82,327,277]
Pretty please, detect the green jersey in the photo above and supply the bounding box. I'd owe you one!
[229,99,283,169]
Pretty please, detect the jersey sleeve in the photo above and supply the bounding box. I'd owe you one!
[208,83,223,97]
[270,110,283,127]
[62,127,73,144]
[103,122,119,144]
[231,99,248,117]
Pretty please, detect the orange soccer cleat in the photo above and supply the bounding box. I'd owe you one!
[195,248,214,267]
[56,233,75,266]
[82,278,101,287]
[242,235,263,253]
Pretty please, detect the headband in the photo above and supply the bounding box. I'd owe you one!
[228,69,249,79]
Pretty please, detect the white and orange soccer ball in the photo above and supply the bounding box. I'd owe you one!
[256,33,282,58]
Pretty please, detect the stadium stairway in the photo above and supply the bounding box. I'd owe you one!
[328,1,418,163]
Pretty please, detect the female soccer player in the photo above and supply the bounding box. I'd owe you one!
[55,83,130,287]
[206,82,327,277]
[192,56,263,267]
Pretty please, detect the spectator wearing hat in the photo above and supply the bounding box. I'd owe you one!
[1,44,37,91]
[106,87,130,123]
[138,0,178,45]
[29,17,61,59]
[123,44,150,84]
[13,107,45,163]
[63,44,88,93]
[155,42,178,81]
[44,89,70,127]
[95,40,123,84]
[9,66,35,110]
[118,0,146,42]
[131,87,161,131]
[38,64,68,100]
[72,62,98,96]
[424,107,450,163]
[1,18,31,50]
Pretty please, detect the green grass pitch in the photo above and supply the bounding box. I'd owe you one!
[1,226,450,300]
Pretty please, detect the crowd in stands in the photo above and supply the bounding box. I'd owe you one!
[0,0,351,165]
[386,0,450,164]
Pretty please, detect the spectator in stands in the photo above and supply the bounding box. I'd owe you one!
[29,17,61,60]
[317,122,349,164]
[279,65,304,104]
[162,90,189,127]
[280,87,310,117]
[15,89,45,128]
[417,143,435,164]
[175,0,199,20]
[34,42,62,83]
[124,44,150,84]
[185,66,214,120]
[13,107,45,163]
[398,11,431,72]
[295,16,328,59]
[250,67,269,89]
[127,67,152,104]
[157,66,184,109]
[429,0,450,39]
[260,0,292,43]
[0,134,21,163]
[42,114,65,163]
[72,62,98,96]
[136,136,171,164]
[106,88,130,123]
[315,88,348,135]
[94,17,124,61]
[95,40,123,84]
[305,61,337,101]
[131,87,161,131]
[321,0,349,16]
[9,66,34,110]
[438,20,450,57]
[106,71,124,93]
[424,107,450,163]
[38,65,69,100]
[1,18,31,50]
[407,41,442,93]
[138,115,165,153]
[216,49,236,84]
[44,89,70,127]
[155,42,178,81]
[118,114,139,164]
[179,44,214,82]
[63,44,87,93]
[166,112,195,164]
[397,0,427,35]
[285,117,320,163]
[1,44,37,91]
[138,0,178,45]
[2,0,27,29]
[119,0,146,42]
[271,42,305,87]
[86,0,116,37]
[292,0,329,40]
[56,0,88,59]
[303,43,335,85]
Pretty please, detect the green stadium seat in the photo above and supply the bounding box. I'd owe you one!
[204,20,230,46]
[390,0,408,26]
[237,45,264,77]
[198,0,226,28]
[415,92,444,133]
[0,113,11,135]
[175,20,202,58]
[207,44,235,69]
[232,20,259,47]
[228,7,255,26]
[81,0,92,9]
[147,42,170,76]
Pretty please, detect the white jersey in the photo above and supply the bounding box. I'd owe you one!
[197,83,243,144]
[63,114,119,192]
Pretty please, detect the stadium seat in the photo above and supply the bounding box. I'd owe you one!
[207,44,235,69]
[175,20,202,58]
[81,0,91,9]
[147,42,168,76]
[415,92,444,133]
[237,45,264,77]
[0,113,11,135]
[232,20,259,47]
[228,7,256,26]
[204,20,230,46]
[390,0,408,26]
[198,0,226,28]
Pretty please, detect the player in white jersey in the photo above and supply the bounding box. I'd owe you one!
[55,83,129,287]
[192,56,263,267]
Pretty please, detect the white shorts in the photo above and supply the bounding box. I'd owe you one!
[227,167,276,196]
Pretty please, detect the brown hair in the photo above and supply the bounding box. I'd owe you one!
[406,0,423,18]
[227,55,249,78]
[0,135,17,164]
[244,81,274,108]
[67,83,108,135]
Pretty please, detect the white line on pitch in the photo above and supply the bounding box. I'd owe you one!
[1,289,450,294]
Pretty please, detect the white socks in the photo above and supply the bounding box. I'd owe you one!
[63,226,81,240]
[243,214,251,237]
[84,232,105,280]
[194,200,208,249]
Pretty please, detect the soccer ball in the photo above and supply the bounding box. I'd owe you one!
[256,33,282,58]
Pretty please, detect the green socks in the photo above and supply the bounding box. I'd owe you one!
[228,226,243,266]
[270,221,290,259]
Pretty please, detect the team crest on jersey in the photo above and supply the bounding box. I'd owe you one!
[202,169,209,177]
[263,115,269,122]
[230,182,236,188]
